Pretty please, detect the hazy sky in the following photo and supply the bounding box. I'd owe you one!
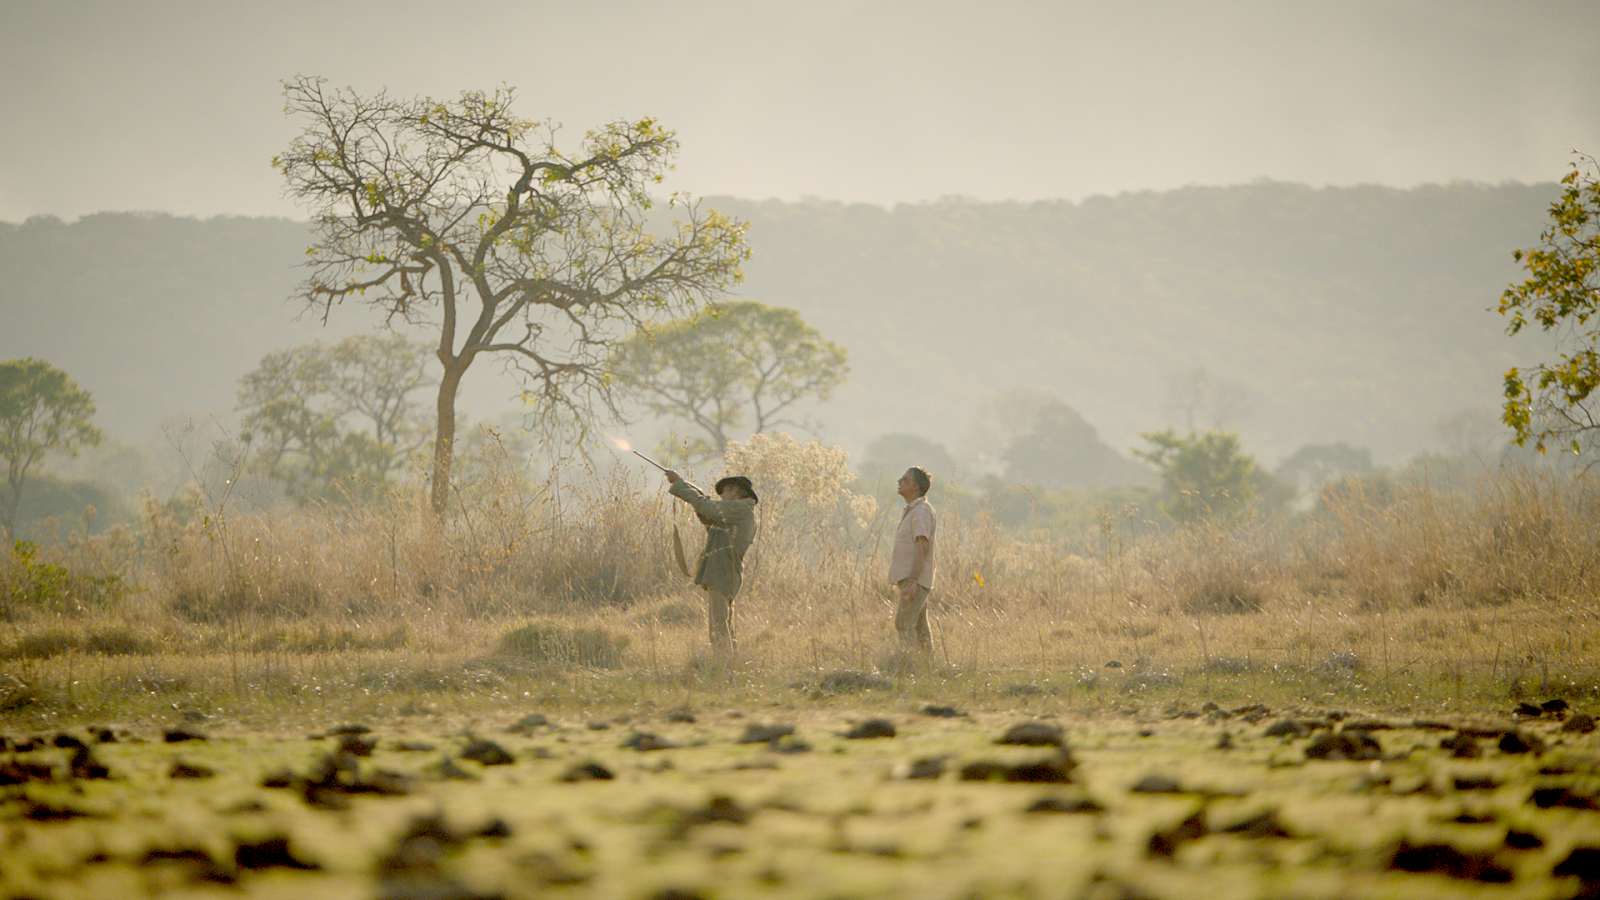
[3,0,1597,223]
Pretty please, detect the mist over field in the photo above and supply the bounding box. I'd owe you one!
[1,0,1596,508]
[0,182,1562,485]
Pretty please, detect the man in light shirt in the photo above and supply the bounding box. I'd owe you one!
[888,466,936,653]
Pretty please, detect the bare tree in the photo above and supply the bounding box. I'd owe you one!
[274,77,749,516]
[1162,366,1253,432]
[957,387,1062,476]
[1431,406,1507,462]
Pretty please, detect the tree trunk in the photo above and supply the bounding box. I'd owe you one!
[430,365,465,518]
[1,490,17,541]
[1,468,25,540]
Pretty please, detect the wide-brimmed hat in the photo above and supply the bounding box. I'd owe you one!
[715,475,758,504]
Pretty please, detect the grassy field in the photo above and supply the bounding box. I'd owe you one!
[2,437,1600,897]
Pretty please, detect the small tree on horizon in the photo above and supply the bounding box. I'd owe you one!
[959,388,1151,488]
[238,334,434,503]
[1274,441,1373,501]
[856,432,956,494]
[0,358,103,538]
[608,300,848,462]
[1134,428,1259,525]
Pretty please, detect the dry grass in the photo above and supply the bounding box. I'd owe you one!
[4,438,1600,731]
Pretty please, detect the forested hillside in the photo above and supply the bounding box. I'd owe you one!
[0,213,336,440]
[709,180,1559,465]
[0,180,1560,475]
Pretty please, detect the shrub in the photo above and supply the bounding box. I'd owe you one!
[2,539,126,617]
[357,666,461,693]
[531,559,653,609]
[633,600,702,628]
[84,629,156,656]
[4,630,81,660]
[168,579,321,625]
[1317,650,1365,675]
[1163,527,1272,615]
[106,673,193,696]
[248,624,408,654]
[1182,579,1265,615]
[1200,657,1255,674]
[0,675,42,712]
[496,623,628,669]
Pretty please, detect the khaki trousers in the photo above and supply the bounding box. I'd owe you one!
[893,580,932,652]
[706,589,735,656]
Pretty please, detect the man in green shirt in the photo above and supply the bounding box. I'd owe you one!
[665,470,758,657]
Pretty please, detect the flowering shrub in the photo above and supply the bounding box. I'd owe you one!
[719,433,879,599]
[723,434,864,513]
